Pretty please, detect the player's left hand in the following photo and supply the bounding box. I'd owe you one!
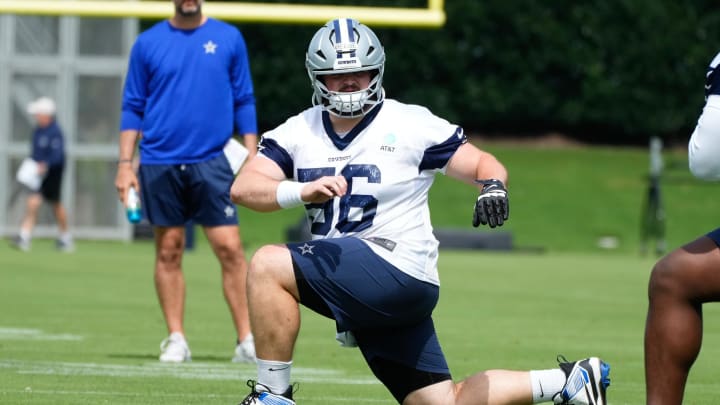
[473,179,509,228]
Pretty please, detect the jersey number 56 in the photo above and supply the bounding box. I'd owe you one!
[298,164,380,236]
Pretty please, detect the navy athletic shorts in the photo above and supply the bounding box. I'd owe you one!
[138,154,237,227]
[289,237,450,375]
[40,164,64,202]
[707,228,720,246]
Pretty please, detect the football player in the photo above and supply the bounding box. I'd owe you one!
[233,18,609,405]
[644,49,720,405]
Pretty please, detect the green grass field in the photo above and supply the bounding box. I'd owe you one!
[3,144,720,404]
[3,240,720,404]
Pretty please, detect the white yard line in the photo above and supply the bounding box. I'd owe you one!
[0,327,83,341]
[3,389,392,402]
[0,359,378,384]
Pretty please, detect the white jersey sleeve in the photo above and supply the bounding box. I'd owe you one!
[258,100,465,285]
[689,51,720,181]
[689,96,720,180]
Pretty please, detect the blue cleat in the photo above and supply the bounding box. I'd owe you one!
[553,356,611,405]
[239,380,296,405]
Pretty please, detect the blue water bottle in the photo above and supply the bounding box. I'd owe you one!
[126,186,142,224]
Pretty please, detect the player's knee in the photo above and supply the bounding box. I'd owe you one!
[156,239,184,266]
[648,255,686,299]
[213,241,240,264]
[366,356,452,404]
[248,244,289,281]
[156,248,182,267]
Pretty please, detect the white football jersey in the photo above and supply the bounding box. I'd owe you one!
[259,99,466,285]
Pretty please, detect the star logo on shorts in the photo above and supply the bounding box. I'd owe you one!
[298,243,314,255]
[203,40,217,54]
[224,205,235,217]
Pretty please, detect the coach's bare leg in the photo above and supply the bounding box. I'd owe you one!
[19,193,43,234]
[204,224,252,340]
[645,236,720,404]
[247,244,300,360]
[51,201,69,234]
[154,226,186,335]
[403,370,532,405]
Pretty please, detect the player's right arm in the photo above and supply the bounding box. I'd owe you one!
[231,155,346,212]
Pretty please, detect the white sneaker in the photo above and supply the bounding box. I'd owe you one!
[553,356,611,405]
[56,238,74,253]
[10,235,30,252]
[159,332,191,363]
[232,334,257,363]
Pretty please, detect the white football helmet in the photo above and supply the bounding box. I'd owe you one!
[305,18,385,118]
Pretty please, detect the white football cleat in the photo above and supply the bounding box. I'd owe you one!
[159,332,191,363]
[553,356,611,405]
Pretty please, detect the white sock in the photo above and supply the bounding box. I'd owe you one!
[19,229,31,241]
[256,358,292,395]
[529,369,566,403]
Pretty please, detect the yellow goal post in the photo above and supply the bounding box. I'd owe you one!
[0,0,446,28]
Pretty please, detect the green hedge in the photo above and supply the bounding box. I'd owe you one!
[151,1,720,144]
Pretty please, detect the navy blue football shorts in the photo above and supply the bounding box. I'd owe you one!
[138,154,237,227]
[40,164,64,202]
[289,237,451,383]
[707,228,720,246]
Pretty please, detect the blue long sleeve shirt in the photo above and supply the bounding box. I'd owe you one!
[120,18,257,164]
[31,120,65,167]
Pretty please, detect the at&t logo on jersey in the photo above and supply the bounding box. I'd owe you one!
[380,133,397,152]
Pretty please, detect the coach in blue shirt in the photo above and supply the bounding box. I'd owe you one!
[114,0,257,364]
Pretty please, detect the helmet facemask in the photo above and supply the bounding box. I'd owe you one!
[313,68,384,118]
[306,18,386,118]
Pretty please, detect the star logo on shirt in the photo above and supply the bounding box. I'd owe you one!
[298,243,315,255]
[203,40,217,54]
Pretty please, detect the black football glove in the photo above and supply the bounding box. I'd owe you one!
[473,179,509,228]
